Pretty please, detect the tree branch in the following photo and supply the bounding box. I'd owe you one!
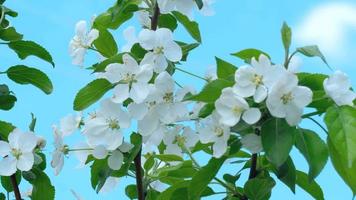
[10,174,21,200]
[151,2,160,31]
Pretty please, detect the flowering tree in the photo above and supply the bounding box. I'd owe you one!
[0,0,55,199]
[1,0,356,200]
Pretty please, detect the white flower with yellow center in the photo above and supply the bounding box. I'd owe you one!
[215,88,261,127]
[267,73,313,126]
[163,126,199,157]
[157,0,196,17]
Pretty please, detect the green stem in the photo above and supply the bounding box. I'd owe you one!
[302,111,323,118]
[306,117,328,134]
[174,66,208,82]
[67,148,93,152]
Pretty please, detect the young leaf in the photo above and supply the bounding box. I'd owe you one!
[296,170,324,200]
[295,129,328,180]
[6,65,53,94]
[8,40,55,67]
[92,53,124,72]
[186,79,234,103]
[176,41,200,61]
[0,27,23,41]
[216,57,237,80]
[73,79,113,111]
[188,156,227,200]
[325,105,356,194]
[198,103,215,118]
[125,184,138,199]
[155,154,184,162]
[281,22,292,52]
[93,28,118,58]
[296,45,329,69]
[158,14,178,31]
[231,48,270,63]
[90,158,111,192]
[261,118,296,167]
[244,177,276,200]
[173,11,201,43]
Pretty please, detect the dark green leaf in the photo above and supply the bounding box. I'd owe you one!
[1,171,21,192]
[297,45,329,69]
[0,120,15,141]
[281,22,292,52]
[94,28,118,58]
[0,94,16,110]
[158,14,178,31]
[325,105,356,194]
[173,11,201,43]
[244,177,276,200]
[216,57,237,80]
[177,41,200,61]
[155,154,184,162]
[6,65,53,94]
[92,54,124,72]
[28,168,55,200]
[295,129,328,180]
[8,40,54,67]
[188,156,227,200]
[296,170,324,200]
[273,156,296,193]
[29,113,37,132]
[261,118,296,167]
[91,158,111,192]
[0,193,5,200]
[125,184,138,199]
[195,0,204,9]
[73,79,113,111]
[186,79,234,103]
[231,48,270,63]
[0,27,23,41]
[198,103,215,118]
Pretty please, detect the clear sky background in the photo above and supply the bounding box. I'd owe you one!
[1,0,356,199]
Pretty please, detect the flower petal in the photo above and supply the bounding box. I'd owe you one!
[0,157,17,176]
[17,153,34,171]
[138,29,156,50]
[242,108,261,125]
[0,141,10,157]
[112,84,130,103]
[108,150,124,170]
[93,145,109,159]
[163,41,182,62]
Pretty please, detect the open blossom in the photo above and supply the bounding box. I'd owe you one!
[0,129,38,176]
[205,65,217,82]
[83,99,130,151]
[163,126,199,157]
[60,113,82,136]
[157,0,196,17]
[122,26,138,52]
[234,54,285,103]
[215,88,261,127]
[323,70,356,106]
[198,112,231,158]
[267,73,313,126]
[102,54,153,104]
[139,28,182,72]
[69,20,99,66]
[51,126,67,176]
[241,134,263,154]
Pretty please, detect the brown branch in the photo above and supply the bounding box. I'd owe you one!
[134,150,144,200]
[248,153,258,179]
[151,3,160,30]
[10,174,21,200]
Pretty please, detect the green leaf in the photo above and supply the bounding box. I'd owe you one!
[231,48,270,63]
[0,193,5,200]
[188,156,227,200]
[281,22,292,52]
[91,158,111,192]
[29,168,55,200]
[155,154,184,162]
[8,40,54,67]
[0,120,15,141]
[0,27,23,41]
[125,184,138,199]
[195,0,204,9]
[173,11,201,43]
[130,43,147,60]
[186,79,234,103]
[73,79,113,111]
[198,103,215,118]
[261,118,296,167]
[216,57,237,80]
[93,28,118,58]
[6,65,53,94]
[296,45,329,69]
[296,170,324,200]
[1,171,21,192]
[93,0,140,30]
[92,54,124,72]
[0,94,16,110]
[158,14,178,31]
[325,105,356,194]
[273,156,296,193]
[158,181,189,200]
[177,41,200,61]
[244,177,276,200]
[29,113,37,132]
[295,129,328,180]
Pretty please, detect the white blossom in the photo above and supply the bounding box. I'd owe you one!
[51,126,67,176]
[241,134,263,154]
[198,113,231,158]
[59,113,82,136]
[108,142,133,170]
[0,129,38,176]
[99,177,120,194]
[157,0,197,17]
[69,20,99,66]
[137,10,151,29]
[139,28,182,72]
[267,73,313,126]
[122,26,138,52]
[323,70,356,106]
[102,54,153,104]
[163,126,199,157]
[205,65,217,82]
[215,88,261,126]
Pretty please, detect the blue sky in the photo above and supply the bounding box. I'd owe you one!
[1,0,356,199]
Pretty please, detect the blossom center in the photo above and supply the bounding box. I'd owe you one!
[154,46,164,54]
[123,73,136,84]
[11,148,22,159]
[252,74,263,85]
[232,106,244,115]
[281,92,293,104]
[107,118,120,130]
[214,127,224,137]
[163,92,174,103]
[174,135,187,147]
